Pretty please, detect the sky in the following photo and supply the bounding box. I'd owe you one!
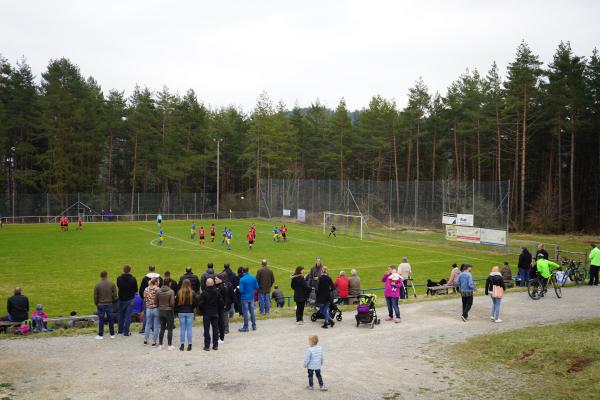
[1,0,599,111]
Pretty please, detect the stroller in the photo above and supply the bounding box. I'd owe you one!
[355,294,380,328]
[309,288,343,323]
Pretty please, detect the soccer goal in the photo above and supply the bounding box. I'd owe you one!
[322,212,366,240]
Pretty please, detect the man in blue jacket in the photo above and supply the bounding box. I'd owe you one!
[457,264,475,322]
[238,266,259,332]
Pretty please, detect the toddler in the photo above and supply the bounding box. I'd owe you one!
[303,335,327,391]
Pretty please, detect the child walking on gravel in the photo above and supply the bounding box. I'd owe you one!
[303,335,327,391]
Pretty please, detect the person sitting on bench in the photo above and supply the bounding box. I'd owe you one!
[2,288,29,322]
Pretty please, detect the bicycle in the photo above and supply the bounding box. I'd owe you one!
[559,258,588,287]
[528,269,562,300]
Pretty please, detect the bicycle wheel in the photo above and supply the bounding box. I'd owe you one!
[528,279,543,300]
[552,276,562,298]
[574,269,586,285]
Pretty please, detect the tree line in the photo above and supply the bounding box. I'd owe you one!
[1,41,599,232]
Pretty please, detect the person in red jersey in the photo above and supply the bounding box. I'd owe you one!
[77,216,83,231]
[210,224,216,242]
[281,225,287,241]
[199,226,206,246]
[247,229,255,250]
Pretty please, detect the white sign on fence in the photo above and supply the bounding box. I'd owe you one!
[480,228,507,246]
[456,226,481,243]
[442,212,457,225]
[297,209,306,223]
[282,209,291,217]
[456,214,474,226]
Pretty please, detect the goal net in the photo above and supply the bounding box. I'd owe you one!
[322,212,366,240]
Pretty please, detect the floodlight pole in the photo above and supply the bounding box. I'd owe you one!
[214,138,223,219]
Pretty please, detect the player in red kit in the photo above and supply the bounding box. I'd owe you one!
[247,229,255,250]
[280,225,287,241]
[199,226,206,246]
[210,224,216,242]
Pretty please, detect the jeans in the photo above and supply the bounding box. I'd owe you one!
[461,295,473,319]
[144,307,159,341]
[158,310,174,346]
[117,299,133,334]
[228,303,235,318]
[178,312,194,345]
[491,297,502,320]
[258,292,271,314]
[295,301,305,322]
[203,315,219,348]
[319,303,331,323]
[589,265,599,285]
[385,296,400,318]
[518,268,529,286]
[307,369,324,387]
[97,304,114,337]
[241,299,256,329]
[221,310,229,334]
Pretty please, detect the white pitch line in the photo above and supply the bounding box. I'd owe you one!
[140,227,293,273]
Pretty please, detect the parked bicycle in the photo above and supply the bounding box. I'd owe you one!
[559,258,588,287]
[528,268,562,300]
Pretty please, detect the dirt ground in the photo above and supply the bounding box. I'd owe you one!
[1,286,599,400]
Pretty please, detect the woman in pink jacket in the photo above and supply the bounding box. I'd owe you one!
[381,265,403,323]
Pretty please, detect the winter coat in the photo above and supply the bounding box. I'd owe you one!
[306,264,323,289]
[381,273,403,298]
[94,279,117,306]
[156,286,175,311]
[139,272,162,297]
[216,281,234,309]
[348,275,361,296]
[291,274,309,302]
[304,345,324,370]
[178,272,200,293]
[143,285,160,308]
[7,294,29,322]
[198,286,223,317]
[316,273,335,304]
[116,273,138,301]
[200,269,216,291]
[518,251,532,270]
[334,275,350,298]
[255,267,275,294]
[485,272,506,295]
[238,273,259,301]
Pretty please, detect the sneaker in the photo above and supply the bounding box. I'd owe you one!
[203,347,210,351]
[151,342,157,347]
[385,316,393,321]
[187,344,192,351]
[322,324,328,329]
[494,319,503,323]
[168,346,175,351]
[329,320,335,327]
[95,335,104,340]
[238,328,249,332]
[490,316,495,321]
[213,346,218,351]
[179,344,184,351]
[252,326,257,331]
[305,386,314,390]
[144,340,148,345]
[219,339,224,344]
[110,335,115,339]
[394,318,401,323]
[461,316,467,322]
[319,386,328,391]
[157,345,163,350]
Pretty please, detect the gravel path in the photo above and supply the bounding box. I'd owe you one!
[1,286,599,400]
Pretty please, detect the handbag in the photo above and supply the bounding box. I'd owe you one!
[492,284,504,299]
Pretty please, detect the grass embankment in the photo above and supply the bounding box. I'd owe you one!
[452,318,600,400]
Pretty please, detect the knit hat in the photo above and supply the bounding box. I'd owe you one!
[36,304,43,311]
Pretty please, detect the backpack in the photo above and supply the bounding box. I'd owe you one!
[16,320,32,336]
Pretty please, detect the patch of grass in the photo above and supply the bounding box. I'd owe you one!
[452,318,600,400]
[0,383,11,389]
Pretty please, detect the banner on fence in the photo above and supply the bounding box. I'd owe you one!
[456,226,480,243]
[445,224,457,241]
[442,212,457,225]
[297,209,306,223]
[456,214,474,226]
[480,228,507,246]
[282,209,291,217]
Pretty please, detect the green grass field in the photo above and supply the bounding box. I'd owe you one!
[0,218,591,316]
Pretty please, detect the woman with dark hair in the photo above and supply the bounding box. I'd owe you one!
[234,266,244,316]
[291,266,309,324]
[316,267,335,329]
[518,247,532,287]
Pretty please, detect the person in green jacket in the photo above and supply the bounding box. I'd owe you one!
[536,254,560,293]
[589,243,600,286]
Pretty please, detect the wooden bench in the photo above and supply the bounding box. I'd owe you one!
[427,285,456,295]
[0,315,98,334]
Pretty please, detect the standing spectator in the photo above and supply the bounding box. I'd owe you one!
[457,264,475,322]
[131,293,143,323]
[176,279,197,351]
[157,280,175,350]
[589,243,600,286]
[303,335,327,391]
[256,259,275,314]
[291,266,310,324]
[234,266,245,316]
[198,278,223,351]
[143,278,160,346]
[223,263,237,319]
[447,264,461,292]
[485,266,506,323]
[178,266,200,293]
[398,257,412,299]
[138,265,161,334]
[517,247,532,287]
[238,266,259,332]
[215,274,234,336]
[333,271,350,305]
[94,271,117,339]
[381,266,402,323]
[271,285,285,308]
[536,243,549,260]
[306,257,324,289]
[501,262,514,288]
[2,288,29,322]
[200,263,216,291]
[316,267,335,329]
[348,269,361,303]
[163,271,179,294]
[116,264,138,336]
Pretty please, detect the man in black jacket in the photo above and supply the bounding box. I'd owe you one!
[178,266,200,293]
[116,265,138,336]
[198,278,223,351]
[316,267,335,329]
[2,288,29,322]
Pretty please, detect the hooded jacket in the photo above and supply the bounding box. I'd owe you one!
[200,268,216,291]
[157,285,175,310]
[117,273,138,301]
[139,272,162,297]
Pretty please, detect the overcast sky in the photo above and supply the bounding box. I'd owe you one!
[1,0,599,111]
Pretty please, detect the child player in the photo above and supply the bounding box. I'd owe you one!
[273,225,280,242]
[225,228,233,250]
[159,227,165,246]
[250,224,256,239]
[198,226,206,246]
[190,222,196,239]
[77,216,83,231]
[328,224,337,238]
[247,228,255,250]
[281,225,287,241]
[210,223,216,243]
